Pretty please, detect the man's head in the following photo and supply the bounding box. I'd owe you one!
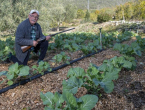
[28,10,39,25]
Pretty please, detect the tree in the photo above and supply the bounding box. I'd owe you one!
[97,11,111,23]
[0,0,14,31]
[124,2,133,20]
[139,0,145,19]
[115,5,124,20]
[64,4,77,23]
[48,3,66,31]
[85,10,90,21]
[77,9,85,19]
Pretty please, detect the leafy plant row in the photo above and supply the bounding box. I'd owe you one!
[0,31,142,86]
[48,31,137,54]
[0,37,15,62]
[40,34,145,110]
[40,55,136,110]
[0,31,137,63]
[113,36,145,57]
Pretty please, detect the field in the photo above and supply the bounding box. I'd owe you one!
[0,22,145,110]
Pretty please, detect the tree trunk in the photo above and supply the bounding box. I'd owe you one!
[57,22,60,32]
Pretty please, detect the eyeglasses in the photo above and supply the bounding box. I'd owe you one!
[30,14,39,19]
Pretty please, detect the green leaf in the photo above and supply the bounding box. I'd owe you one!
[0,71,7,76]
[98,63,107,71]
[32,65,37,69]
[122,60,132,69]
[93,73,114,93]
[6,72,14,80]
[78,95,98,110]
[8,63,19,74]
[40,92,54,106]
[53,92,64,108]
[7,80,13,85]
[100,76,114,93]
[62,76,84,94]
[19,66,29,76]
[113,43,121,50]
[87,65,100,80]
[67,67,86,78]
[62,91,77,108]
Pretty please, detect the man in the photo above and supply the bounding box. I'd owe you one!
[9,9,51,65]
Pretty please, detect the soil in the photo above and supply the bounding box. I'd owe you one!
[0,37,145,110]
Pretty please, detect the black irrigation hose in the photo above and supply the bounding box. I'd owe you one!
[0,49,104,94]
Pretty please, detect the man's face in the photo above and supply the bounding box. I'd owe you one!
[28,12,39,25]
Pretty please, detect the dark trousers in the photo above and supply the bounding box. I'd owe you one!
[11,40,48,65]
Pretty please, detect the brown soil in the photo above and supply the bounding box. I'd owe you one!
[0,38,145,110]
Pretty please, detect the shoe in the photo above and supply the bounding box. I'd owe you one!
[8,52,12,59]
[4,58,11,63]
[4,52,12,63]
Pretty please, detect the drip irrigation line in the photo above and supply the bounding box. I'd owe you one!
[0,49,104,94]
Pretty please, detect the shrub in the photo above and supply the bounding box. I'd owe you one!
[97,13,111,23]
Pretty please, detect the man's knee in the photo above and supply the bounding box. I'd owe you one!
[42,40,48,46]
[40,40,48,49]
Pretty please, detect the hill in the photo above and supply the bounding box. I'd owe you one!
[59,0,136,10]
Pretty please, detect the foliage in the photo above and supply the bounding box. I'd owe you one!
[0,37,15,62]
[64,4,77,23]
[90,12,98,21]
[52,52,70,64]
[115,5,125,20]
[113,42,142,57]
[40,91,98,110]
[0,63,29,85]
[123,2,134,19]
[32,61,51,75]
[135,36,145,50]
[85,10,90,21]
[76,9,85,19]
[97,12,112,23]
[48,3,66,31]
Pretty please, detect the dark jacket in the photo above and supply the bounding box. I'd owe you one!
[15,18,46,62]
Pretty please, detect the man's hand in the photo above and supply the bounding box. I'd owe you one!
[45,35,51,41]
[33,41,38,47]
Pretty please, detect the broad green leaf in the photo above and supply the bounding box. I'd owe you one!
[44,106,53,110]
[78,95,98,110]
[40,92,54,106]
[134,50,142,57]
[32,65,37,69]
[98,64,107,71]
[113,43,121,50]
[100,80,114,93]
[92,78,100,86]
[105,68,120,80]
[0,71,7,76]
[19,66,29,76]
[53,92,64,108]
[62,91,77,108]
[87,66,100,80]
[6,72,14,80]
[62,76,84,94]
[93,73,114,93]
[8,63,19,74]
[7,80,13,85]
[122,60,132,69]
[67,67,86,78]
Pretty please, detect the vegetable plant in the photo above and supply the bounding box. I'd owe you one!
[51,52,70,64]
[32,61,51,75]
[0,63,29,85]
